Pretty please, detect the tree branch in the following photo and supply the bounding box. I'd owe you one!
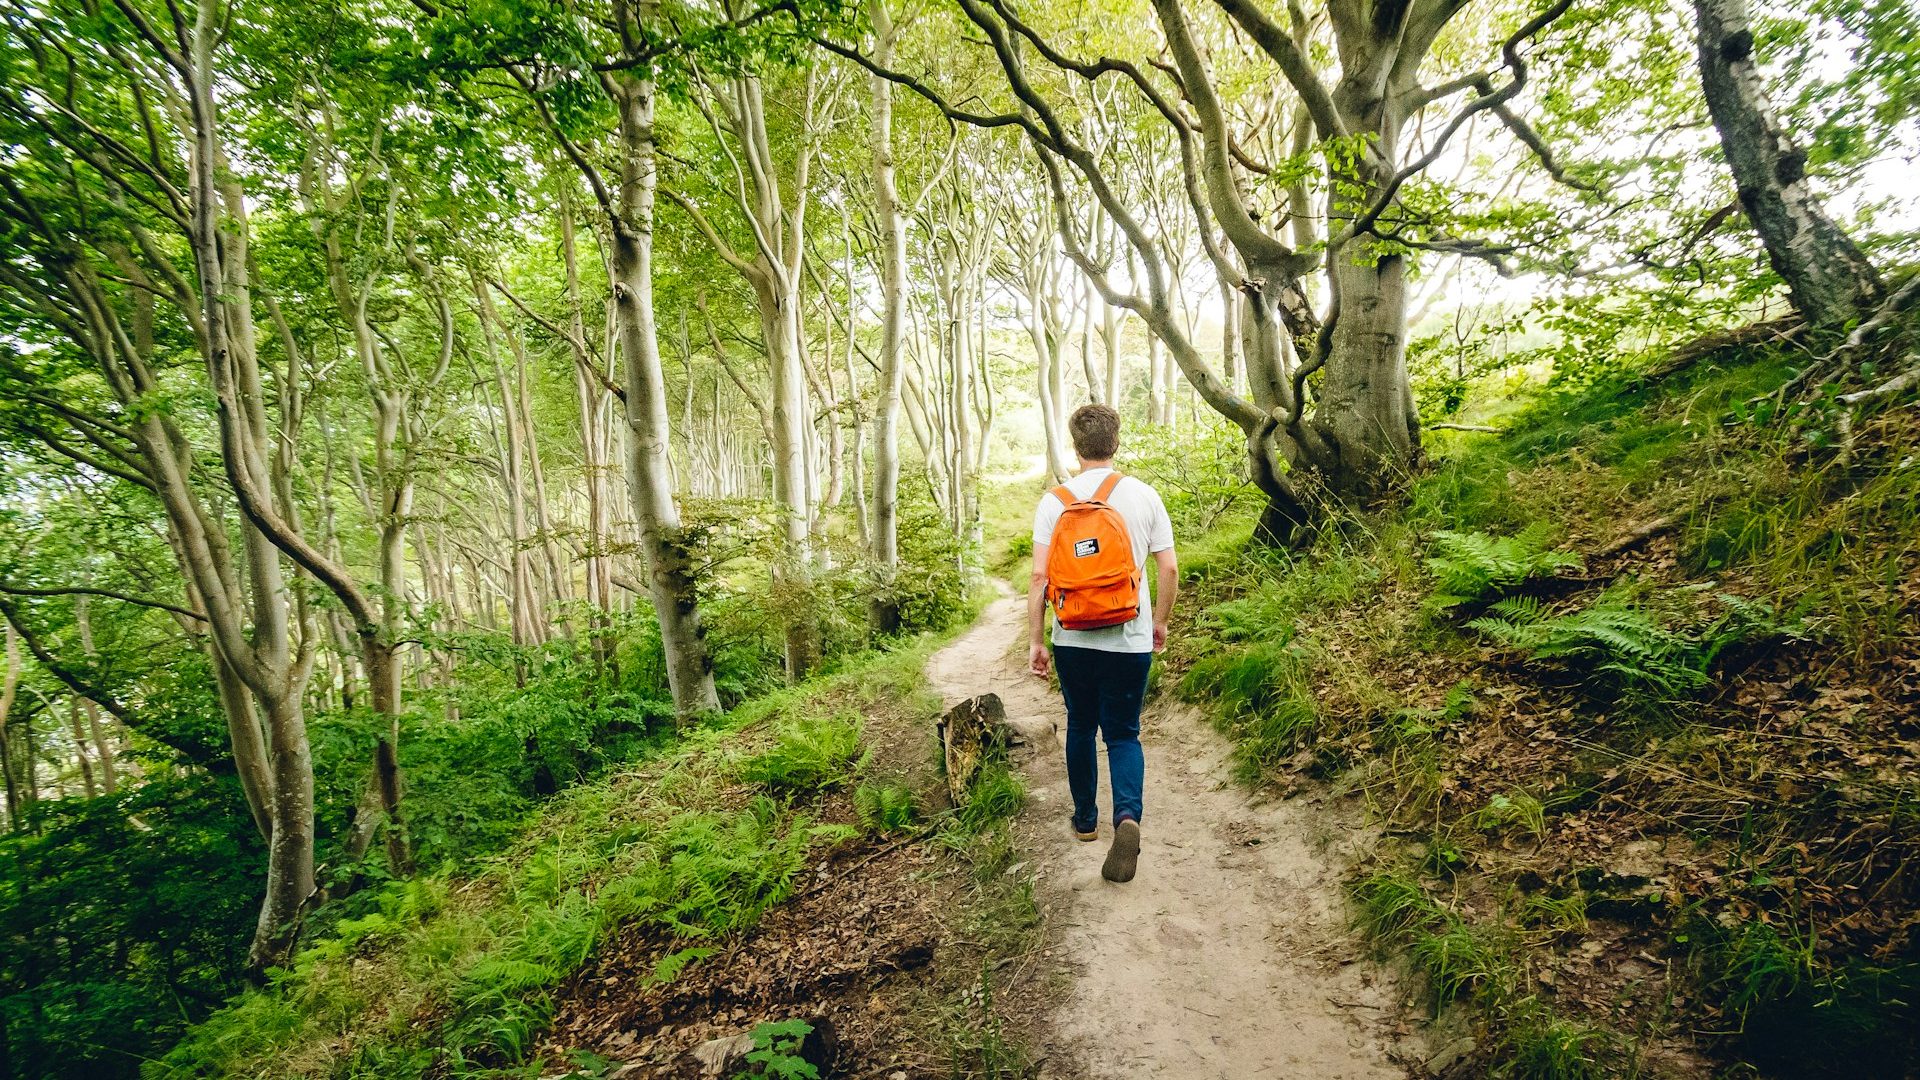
[0,581,205,622]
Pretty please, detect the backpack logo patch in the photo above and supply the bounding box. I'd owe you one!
[1073,538,1100,558]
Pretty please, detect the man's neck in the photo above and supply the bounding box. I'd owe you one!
[1077,459,1114,473]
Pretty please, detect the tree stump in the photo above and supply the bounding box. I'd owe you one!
[938,693,1010,806]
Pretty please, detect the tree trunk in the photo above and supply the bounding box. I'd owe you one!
[0,628,19,829]
[868,0,909,636]
[1692,0,1881,327]
[72,595,115,793]
[67,699,95,798]
[609,68,722,717]
[1317,247,1417,495]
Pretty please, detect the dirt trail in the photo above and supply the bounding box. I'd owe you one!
[927,588,1416,1080]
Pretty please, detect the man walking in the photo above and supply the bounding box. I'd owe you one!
[1028,404,1177,883]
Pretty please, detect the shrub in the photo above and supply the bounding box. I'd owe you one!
[737,1018,821,1080]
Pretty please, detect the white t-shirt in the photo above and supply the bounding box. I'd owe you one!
[1032,468,1175,654]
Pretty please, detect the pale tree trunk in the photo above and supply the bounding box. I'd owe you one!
[514,333,571,629]
[607,63,722,717]
[1100,294,1123,408]
[1692,0,1880,327]
[558,192,619,672]
[1147,332,1167,423]
[179,9,430,940]
[67,699,95,798]
[0,628,18,829]
[1075,276,1106,405]
[667,71,825,677]
[72,596,115,793]
[1019,244,1073,480]
[474,286,545,651]
[838,207,870,547]
[971,292,995,472]
[869,0,910,635]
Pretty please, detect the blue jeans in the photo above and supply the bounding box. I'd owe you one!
[1053,645,1150,831]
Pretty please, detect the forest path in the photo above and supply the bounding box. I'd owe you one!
[926,585,1416,1080]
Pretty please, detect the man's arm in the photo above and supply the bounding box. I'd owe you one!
[1151,547,1178,651]
[1028,554,1051,677]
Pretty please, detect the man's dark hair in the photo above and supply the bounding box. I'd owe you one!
[1068,403,1121,461]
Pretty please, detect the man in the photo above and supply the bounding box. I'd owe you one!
[1028,404,1177,883]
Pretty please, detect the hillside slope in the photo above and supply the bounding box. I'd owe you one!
[1157,339,1919,1077]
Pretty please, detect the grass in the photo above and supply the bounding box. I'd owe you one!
[153,646,936,1080]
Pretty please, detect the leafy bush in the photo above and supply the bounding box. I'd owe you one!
[0,776,262,1080]
[1123,417,1254,536]
[738,712,869,794]
[1425,525,1583,608]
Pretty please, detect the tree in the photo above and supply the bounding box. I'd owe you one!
[1692,0,1883,327]
[827,0,1582,539]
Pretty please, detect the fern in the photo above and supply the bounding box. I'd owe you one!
[1468,590,1800,711]
[1425,525,1583,607]
[853,783,919,833]
[1469,593,1704,706]
[739,712,870,794]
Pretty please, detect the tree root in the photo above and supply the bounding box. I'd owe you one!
[1834,357,1920,466]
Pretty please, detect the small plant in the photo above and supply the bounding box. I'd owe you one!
[1425,525,1583,607]
[1468,593,1707,706]
[1502,1000,1607,1080]
[1469,790,1548,838]
[735,1018,820,1079]
[1351,870,1445,945]
[959,764,1025,832]
[1516,891,1588,935]
[1702,918,1815,1026]
[1412,918,1509,1007]
[625,798,855,939]
[853,783,919,833]
[739,712,869,794]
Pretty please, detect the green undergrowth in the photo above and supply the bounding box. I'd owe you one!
[1161,337,1920,1076]
[154,645,946,1080]
[927,760,1041,1079]
[1352,869,1628,1079]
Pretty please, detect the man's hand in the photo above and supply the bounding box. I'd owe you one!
[1153,620,1168,651]
[1029,642,1051,678]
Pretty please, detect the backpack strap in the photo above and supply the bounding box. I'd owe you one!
[1049,484,1075,508]
[1090,470,1124,504]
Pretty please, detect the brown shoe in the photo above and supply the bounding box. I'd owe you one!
[1073,822,1099,842]
[1102,820,1141,882]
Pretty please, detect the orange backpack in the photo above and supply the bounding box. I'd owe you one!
[1044,472,1141,630]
